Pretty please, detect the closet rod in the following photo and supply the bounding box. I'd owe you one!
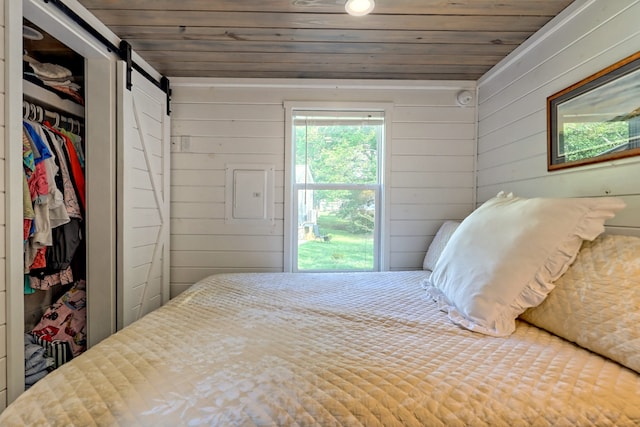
[41,0,172,114]
[23,100,83,134]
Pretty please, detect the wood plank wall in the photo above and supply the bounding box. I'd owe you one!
[169,80,476,296]
[477,0,640,236]
[0,0,6,409]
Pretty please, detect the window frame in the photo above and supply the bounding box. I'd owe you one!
[547,50,640,171]
[284,101,393,272]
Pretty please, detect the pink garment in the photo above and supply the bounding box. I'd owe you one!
[29,266,74,291]
[49,86,84,105]
[31,280,86,356]
[28,162,48,204]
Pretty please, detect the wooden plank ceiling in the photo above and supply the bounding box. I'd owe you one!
[76,0,575,80]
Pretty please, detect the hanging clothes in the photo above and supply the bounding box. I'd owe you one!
[44,122,85,211]
[59,129,84,168]
[38,124,82,219]
[22,123,52,271]
[22,114,85,293]
[24,121,70,228]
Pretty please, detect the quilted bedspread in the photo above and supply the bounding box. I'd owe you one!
[2,271,639,426]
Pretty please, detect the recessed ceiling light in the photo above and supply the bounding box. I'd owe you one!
[345,0,375,16]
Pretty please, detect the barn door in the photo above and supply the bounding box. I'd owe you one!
[116,63,170,329]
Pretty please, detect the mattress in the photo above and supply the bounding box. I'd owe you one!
[2,271,639,426]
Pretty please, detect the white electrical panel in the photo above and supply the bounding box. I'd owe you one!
[225,164,275,225]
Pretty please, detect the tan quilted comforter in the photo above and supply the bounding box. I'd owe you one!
[2,271,639,426]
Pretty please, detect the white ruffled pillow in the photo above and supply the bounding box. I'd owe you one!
[521,234,640,373]
[423,221,461,271]
[424,192,625,337]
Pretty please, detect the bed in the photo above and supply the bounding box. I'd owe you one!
[2,193,639,426]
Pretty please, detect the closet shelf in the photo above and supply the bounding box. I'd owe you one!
[23,79,84,118]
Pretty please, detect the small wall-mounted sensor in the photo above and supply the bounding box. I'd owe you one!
[456,90,474,106]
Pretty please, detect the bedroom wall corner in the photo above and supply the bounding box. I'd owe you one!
[0,0,6,410]
[476,0,640,236]
[169,78,477,296]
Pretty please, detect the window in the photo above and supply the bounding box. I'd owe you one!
[286,107,386,272]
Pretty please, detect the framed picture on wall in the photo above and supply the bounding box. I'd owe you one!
[547,51,640,171]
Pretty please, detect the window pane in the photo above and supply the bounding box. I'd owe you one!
[297,189,375,271]
[292,108,383,272]
[294,114,380,185]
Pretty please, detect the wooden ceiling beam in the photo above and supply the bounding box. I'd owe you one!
[152,61,491,74]
[79,0,574,17]
[110,26,531,46]
[127,40,516,56]
[166,69,484,80]
[89,10,554,32]
[137,51,505,66]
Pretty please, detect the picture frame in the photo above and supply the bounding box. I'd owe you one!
[547,51,640,171]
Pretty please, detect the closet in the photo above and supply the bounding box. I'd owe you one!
[5,0,119,401]
[21,18,82,385]
[22,18,88,388]
[5,0,170,403]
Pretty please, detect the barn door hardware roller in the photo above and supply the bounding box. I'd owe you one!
[43,0,172,115]
[119,40,133,91]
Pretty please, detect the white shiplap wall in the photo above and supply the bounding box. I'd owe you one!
[477,0,640,236]
[169,79,476,296]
